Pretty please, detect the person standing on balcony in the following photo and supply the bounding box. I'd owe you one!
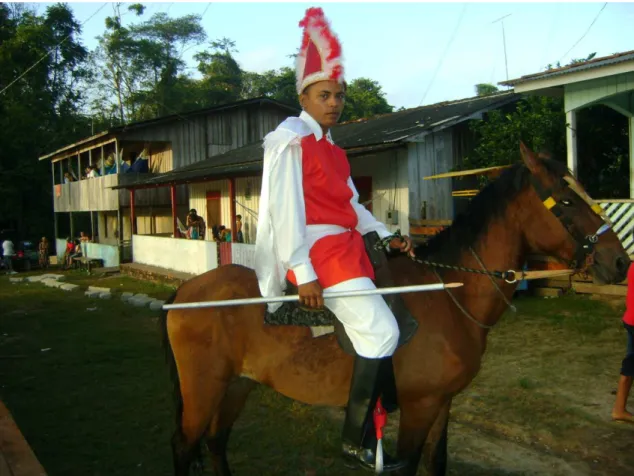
[86,165,100,178]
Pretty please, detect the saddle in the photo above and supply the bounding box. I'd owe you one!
[264,232,419,356]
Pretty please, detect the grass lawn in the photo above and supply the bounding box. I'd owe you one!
[1,271,634,475]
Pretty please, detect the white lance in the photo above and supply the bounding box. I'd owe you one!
[162,282,464,311]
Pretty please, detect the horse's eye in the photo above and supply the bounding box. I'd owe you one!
[560,199,572,206]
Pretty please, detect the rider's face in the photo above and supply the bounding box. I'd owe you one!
[300,80,346,132]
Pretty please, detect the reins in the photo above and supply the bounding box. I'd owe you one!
[376,172,612,330]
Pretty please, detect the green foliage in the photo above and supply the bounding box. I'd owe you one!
[194,38,243,106]
[475,83,499,96]
[242,67,298,107]
[0,3,90,238]
[576,105,629,198]
[465,95,567,169]
[340,77,394,122]
[466,52,629,199]
[89,5,206,123]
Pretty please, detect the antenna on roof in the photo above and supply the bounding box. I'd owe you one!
[492,14,512,84]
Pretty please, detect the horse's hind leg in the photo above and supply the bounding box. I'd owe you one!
[205,377,258,476]
[172,373,230,476]
[422,401,451,476]
[171,353,234,476]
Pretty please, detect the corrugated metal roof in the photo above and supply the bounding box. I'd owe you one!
[332,92,517,149]
[39,98,300,161]
[113,92,520,190]
[500,50,634,87]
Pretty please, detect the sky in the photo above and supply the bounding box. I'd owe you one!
[37,1,634,110]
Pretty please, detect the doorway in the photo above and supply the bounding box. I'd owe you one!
[352,176,373,212]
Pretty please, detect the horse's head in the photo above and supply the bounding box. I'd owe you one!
[518,142,630,284]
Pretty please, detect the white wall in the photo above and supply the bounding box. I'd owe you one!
[231,243,256,268]
[83,243,120,267]
[349,148,410,235]
[132,235,218,275]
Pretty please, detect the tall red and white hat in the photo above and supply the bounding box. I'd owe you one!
[295,7,345,94]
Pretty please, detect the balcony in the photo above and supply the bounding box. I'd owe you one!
[53,174,120,212]
[53,173,187,213]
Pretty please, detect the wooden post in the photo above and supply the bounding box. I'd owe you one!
[171,184,178,238]
[566,110,578,177]
[90,211,95,242]
[115,139,120,174]
[229,177,236,242]
[53,212,58,245]
[130,189,137,235]
[630,117,634,198]
[101,146,105,176]
[117,208,123,261]
[77,153,81,180]
[70,211,75,239]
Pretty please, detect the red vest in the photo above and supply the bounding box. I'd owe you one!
[286,135,374,288]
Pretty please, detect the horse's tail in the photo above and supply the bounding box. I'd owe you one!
[160,290,204,472]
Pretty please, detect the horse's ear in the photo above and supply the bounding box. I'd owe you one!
[520,141,545,175]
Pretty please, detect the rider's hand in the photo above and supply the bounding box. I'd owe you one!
[298,280,324,309]
[388,235,415,257]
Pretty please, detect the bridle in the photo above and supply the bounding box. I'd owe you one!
[379,169,613,330]
[528,173,612,273]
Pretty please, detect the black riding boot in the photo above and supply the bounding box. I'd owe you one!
[380,357,399,413]
[341,355,407,473]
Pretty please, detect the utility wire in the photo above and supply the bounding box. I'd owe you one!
[418,3,468,106]
[558,2,607,63]
[0,2,109,96]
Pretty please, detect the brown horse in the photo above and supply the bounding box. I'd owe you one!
[161,144,630,476]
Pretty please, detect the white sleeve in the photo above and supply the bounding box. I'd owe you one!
[268,141,318,285]
[348,177,392,239]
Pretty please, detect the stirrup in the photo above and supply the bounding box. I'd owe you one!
[342,442,408,473]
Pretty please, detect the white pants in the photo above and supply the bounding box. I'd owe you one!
[323,277,400,358]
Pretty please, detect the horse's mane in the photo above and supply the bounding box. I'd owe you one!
[414,158,569,262]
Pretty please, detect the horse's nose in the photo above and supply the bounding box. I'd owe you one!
[616,256,631,277]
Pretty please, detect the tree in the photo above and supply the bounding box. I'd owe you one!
[465,95,566,170]
[340,78,393,122]
[475,83,499,97]
[465,53,628,198]
[241,67,298,106]
[0,3,89,237]
[575,105,629,198]
[195,38,243,107]
[88,3,146,124]
[129,11,206,117]
[88,4,206,123]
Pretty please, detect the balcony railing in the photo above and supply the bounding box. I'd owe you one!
[53,173,185,212]
[53,175,120,212]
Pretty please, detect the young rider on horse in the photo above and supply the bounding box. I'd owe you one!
[254,7,413,473]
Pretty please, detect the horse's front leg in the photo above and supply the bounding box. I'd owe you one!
[422,400,451,476]
[396,397,446,476]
